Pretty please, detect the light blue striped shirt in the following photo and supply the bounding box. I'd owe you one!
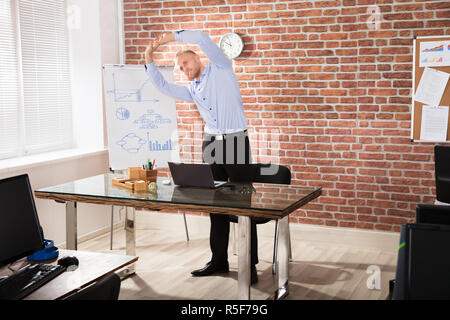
[145,30,247,135]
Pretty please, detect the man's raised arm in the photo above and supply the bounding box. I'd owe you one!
[145,38,193,102]
[157,30,232,69]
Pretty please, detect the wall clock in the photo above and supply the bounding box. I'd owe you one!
[219,32,244,59]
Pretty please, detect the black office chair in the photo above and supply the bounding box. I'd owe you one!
[435,146,450,204]
[228,163,292,275]
[389,204,450,299]
[415,203,450,225]
[66,273,121,300]
[392,222,450,299]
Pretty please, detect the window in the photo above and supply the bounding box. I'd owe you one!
[0,0,73,160]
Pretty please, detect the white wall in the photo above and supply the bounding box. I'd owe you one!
[0,0,123,245]
[0,151,110,245]
[68,0,123,149]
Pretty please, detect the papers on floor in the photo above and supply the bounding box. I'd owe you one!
[414,67,449,106]
[420,106,449,142]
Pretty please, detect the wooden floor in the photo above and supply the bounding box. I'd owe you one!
[78,220,397,300]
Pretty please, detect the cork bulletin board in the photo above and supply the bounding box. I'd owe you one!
[412,36,450,142]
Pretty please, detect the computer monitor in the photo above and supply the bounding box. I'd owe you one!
[0,174,44,267]
[393,223,450,299]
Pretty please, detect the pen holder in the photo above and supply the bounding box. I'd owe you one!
[126,167,158,183]
[140,169,158,183]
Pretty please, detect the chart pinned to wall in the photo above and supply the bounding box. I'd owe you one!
[103,65,180,170]
[419,40,450,67]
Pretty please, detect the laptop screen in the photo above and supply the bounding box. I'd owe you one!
[0,174,44,267]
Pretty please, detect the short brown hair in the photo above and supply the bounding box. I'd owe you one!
[176,49,197,58]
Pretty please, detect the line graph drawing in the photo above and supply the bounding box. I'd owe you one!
[133,109,171,129]
[422,44,444,52]
[107,72,160,103]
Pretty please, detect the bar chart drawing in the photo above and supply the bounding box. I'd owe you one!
[147,132,175,151]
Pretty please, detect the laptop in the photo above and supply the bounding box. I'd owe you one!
[168,162,227,188]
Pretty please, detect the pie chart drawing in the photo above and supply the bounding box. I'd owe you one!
[116,107,130,120]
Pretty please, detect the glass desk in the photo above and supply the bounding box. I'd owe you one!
[35,173,322,300]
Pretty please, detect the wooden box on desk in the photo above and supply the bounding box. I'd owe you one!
[112,167,158,191]
[127,167,157,183]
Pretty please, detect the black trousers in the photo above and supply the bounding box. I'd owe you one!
[202,132,259,266]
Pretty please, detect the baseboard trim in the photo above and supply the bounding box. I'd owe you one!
[57,221,124,249]
[134,211,400,253]
[61,211,399,253]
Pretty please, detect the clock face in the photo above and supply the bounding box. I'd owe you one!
[219,32,244,59]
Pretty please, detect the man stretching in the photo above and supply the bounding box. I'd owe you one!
[145,30,258,284]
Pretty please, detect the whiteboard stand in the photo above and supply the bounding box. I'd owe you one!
[109,167,126,250]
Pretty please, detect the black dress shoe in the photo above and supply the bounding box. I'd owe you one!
[191,261,229,277]
[251,266,258,285]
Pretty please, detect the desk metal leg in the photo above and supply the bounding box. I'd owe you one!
[118,206,136,279]
[65,201,77,250]
[182,211,190,242]
[275,215,289,300]
[110,205,114,250]
[238,216,251,300]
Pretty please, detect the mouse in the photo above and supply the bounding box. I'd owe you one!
[57,256,79,271]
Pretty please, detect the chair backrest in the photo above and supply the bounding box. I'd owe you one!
[435,146,450,176]
[66,273,121,300]
[228,164,291,224]
[435,146,450,203]
[253,164,291,185]
[416,204,450,226]
[393,223,450,299]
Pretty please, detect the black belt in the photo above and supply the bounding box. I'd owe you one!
[204,129,247,141]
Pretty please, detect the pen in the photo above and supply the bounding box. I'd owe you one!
[152,160,155,170]
[148,159,150,170]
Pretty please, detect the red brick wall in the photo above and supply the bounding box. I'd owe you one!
[123,0,450,232]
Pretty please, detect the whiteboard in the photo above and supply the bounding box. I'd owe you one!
[103,64,180,170]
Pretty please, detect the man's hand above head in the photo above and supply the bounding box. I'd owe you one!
[157,32,175,46]
[145,33,175,64]
[145,39,159,64]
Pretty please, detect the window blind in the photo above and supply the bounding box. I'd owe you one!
[0,0,73,160]
[18,0,73,154]
[0,0,20,158]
